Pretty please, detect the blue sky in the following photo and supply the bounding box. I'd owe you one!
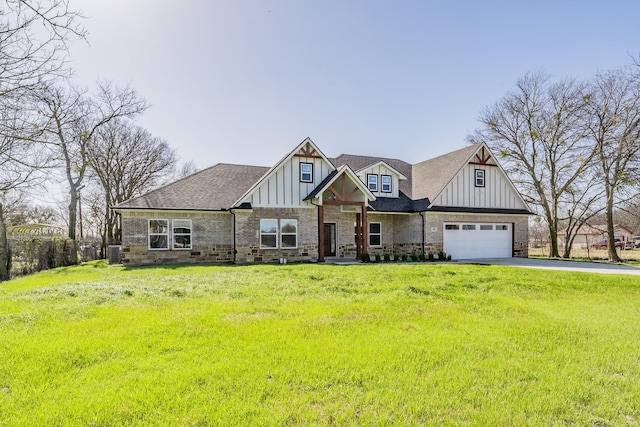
[70,0,640,168]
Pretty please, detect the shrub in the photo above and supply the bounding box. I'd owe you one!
[418,253,426,262]
[437,250,446,261]
[375,254,381,263]
[401,254,408,262]
[361,252,370,263]
[427,252,435,262]
[410,252,418,262]
[393,253,401,262]
[383,253,391,262]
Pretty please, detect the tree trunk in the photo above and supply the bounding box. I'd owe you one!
[0,204,10,281]
[562,236,572,259]
[68,187,77,240]
[67,188,78,264]
[605,190,622,262]
[546,214,561,258]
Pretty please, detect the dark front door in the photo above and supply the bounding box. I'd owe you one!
[323,223,336,257]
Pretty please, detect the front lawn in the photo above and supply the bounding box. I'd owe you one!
[1,261,639,425]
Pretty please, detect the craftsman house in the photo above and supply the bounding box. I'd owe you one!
[114,138,531,264]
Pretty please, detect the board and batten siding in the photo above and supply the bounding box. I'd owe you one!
[356,163,402,198]
[247,156,333,207]
[432,164,527,209]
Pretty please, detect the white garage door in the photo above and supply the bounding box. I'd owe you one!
[443,223,512,260]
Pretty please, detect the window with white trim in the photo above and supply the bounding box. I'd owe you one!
[367,174,378,192]
[496,224,508,231]
[381,175,392,193]
[462,224,476,230]
[300,163,313,183]
[280,219,298,248]
[475,169,485,187]
[149,219,169,250]
[369,222,382,246]
[260,219,278,249]
[172,219,192,250]
[260,219,298,249]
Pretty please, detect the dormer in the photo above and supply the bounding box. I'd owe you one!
[355,161,407,198]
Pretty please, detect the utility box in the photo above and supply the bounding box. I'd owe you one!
[108,245,122,264]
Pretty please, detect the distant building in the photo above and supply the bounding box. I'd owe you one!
[558,224,634,249]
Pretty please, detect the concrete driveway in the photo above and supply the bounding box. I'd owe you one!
[456,257,640,276]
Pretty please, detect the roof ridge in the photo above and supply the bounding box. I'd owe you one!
[412,143,481,167]
[333,153,410,163]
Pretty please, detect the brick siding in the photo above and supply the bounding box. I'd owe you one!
[119,208,529,265]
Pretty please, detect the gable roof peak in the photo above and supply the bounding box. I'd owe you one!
[234,137,336,206]
[354,159,408,180]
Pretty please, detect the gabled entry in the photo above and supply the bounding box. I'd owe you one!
[305,165,376,261]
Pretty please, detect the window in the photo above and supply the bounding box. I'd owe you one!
[280,219,298,248]
[381,175,392,193]
[462,224,476,230]
[445,224,459,230]
[369,222,382,246]
[475,169,485,187]
[149,219,169,250]
[260,219,298,249]
[300,163,313,183]
[260,219,278,249]
[172,219,192,250]
[367,174,378,192]
[480,224,493,231]
[496,225,508,231]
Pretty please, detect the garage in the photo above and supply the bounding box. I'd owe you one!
[443,222,512,259]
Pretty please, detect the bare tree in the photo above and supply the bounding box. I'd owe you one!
[0,94,49,190]
[175,159,199,179]
[470,71,600,258]
[87,118,176,254]
[0,0,85,280]
[583,66,640,262]
[0,0,86,96]
[33,81,148,262]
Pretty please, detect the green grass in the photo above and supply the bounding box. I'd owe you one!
[1,261,640,426]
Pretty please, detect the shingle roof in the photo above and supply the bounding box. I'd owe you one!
[114,163,270,210]
[331,154,413,196]
[115,142,519,214]
[369,192,430,213]
[303,169,339,201]
[412,143,481,201]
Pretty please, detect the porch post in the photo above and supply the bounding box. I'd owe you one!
[361,202,368,256]
[356,212,362,260]
[318,204,325,262]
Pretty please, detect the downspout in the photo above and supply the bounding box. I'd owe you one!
[419,211,425,257]
[230,208,237,263]
[310,199,321,262]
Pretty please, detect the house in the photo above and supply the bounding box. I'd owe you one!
[559,224,635,249]
[114,138,532,264]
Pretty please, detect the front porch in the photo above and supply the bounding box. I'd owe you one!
[304,165,376,263]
